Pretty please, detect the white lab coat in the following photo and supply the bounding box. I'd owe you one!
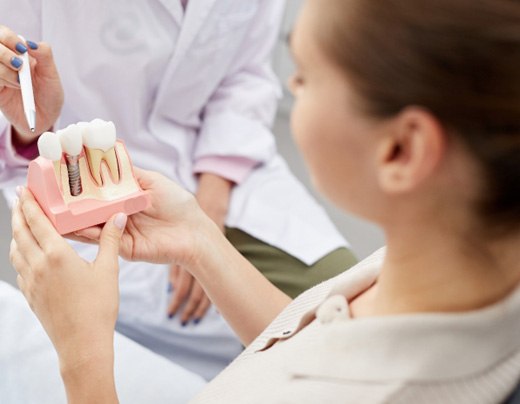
[0,0,348,380]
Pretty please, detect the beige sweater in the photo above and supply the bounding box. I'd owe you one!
[193,248,520,403]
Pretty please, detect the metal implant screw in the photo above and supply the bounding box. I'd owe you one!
[65,154,83,196]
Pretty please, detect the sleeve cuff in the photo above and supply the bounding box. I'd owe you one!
[3,125,37,166]
[195,112,277,164]
[12,133,39,160]
[193,156,258,185]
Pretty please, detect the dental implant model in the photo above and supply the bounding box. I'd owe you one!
[27,120,150,235]
[58,124,84,196]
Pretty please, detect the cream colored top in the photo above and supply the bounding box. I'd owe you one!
[193,248,520,403]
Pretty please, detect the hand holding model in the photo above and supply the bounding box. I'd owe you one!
[11,189,125,376]
[12,167,289,371]
[0,25,63,143]
[11,174,257,399]
[10,172,204,378]
[73,168,209,266]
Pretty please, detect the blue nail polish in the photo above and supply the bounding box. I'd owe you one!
[194,318,201,325]
[26,40,38,50]
[15,42,27,54]
[168,313,175,319]
[181,321,188,327]
[11,57,22,69]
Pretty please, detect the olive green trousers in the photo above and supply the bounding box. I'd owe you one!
[225,228,358,299]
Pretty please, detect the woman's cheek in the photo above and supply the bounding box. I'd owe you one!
[291,101,320,171]
[291,95,314,145]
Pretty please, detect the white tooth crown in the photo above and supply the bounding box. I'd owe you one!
[83,119,116,152]
[83,119,120,186]
[58,124,84,156]
[37,132,63,161]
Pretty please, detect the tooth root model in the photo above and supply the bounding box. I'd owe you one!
[26,120,150,235]
[82,119,120,186]
[58,124,84,196]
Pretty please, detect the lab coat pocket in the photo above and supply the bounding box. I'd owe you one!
[196,0,259,49]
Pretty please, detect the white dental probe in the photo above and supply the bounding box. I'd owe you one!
[17,35,36,132]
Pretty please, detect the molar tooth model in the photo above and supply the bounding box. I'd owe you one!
[82,119,120,186]
[27,120,150,235]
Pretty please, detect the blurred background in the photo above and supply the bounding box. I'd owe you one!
[0,0,384,287]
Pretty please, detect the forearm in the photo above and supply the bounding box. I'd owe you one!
[188,219,292,346]
[60,347,118,404]
[197,172,233,221]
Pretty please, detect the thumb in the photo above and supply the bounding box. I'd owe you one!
[133,167,157,191]
[95,213,127,268]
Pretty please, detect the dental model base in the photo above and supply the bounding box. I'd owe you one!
[27,119,150,235]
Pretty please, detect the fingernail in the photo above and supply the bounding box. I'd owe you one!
[26,40,38,50]
[168,313,175,319]
[15,42,28,54]
[16,186,23,197]
[167,282,173,293]
[11,57,23,69]
[181,321,188,327]
[193,318,201,325]
[114,213,127,230]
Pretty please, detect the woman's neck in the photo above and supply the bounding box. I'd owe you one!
[351,223,520,318]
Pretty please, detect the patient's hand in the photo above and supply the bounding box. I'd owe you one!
[10,188,124,368]
[74,167,212,269]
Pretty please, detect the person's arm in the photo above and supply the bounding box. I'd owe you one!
[13,169,291,351]
[10,169,290,399]
[94,169,292,345]
[60,351,118,404]
[169,179,292,338]
[186,206,292,344]
[10,189,126,403]
[192,0,286,181]
[167,0,286,328]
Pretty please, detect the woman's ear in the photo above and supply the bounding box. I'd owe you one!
[377,107,446,195]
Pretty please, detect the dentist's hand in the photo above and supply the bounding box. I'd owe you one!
[0,25,63,143]
[167,173,233,325]
[10,188,125,369]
